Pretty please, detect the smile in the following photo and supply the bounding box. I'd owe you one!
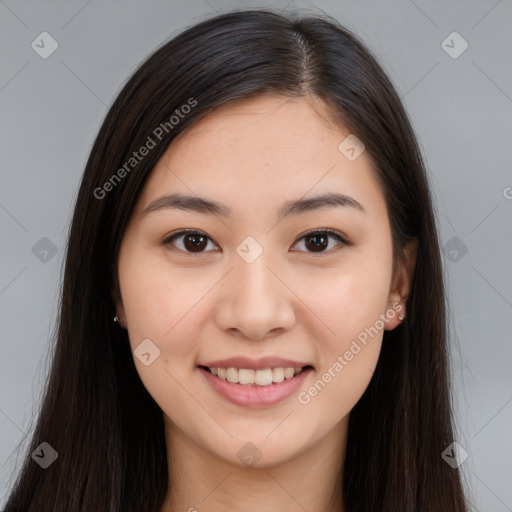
[204,366,309,386]
[198,365,314,408]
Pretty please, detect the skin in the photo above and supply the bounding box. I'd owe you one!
[113,93,418,512]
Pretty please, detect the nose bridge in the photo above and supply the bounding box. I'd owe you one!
[214,242,296,339]
[235,247,277,298]
[232,233,279,296]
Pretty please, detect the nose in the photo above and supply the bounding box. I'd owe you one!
[213,252,296,341]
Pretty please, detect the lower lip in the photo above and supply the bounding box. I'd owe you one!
[198,367,313,408]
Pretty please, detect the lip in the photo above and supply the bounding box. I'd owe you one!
[201,356,312,370]
[198,366,314,408]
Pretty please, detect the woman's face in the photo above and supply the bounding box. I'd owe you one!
[114,94,415,468]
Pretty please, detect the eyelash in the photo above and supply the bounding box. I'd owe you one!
[161,228,349,256]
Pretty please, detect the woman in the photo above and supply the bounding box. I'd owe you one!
[3,9,469,511]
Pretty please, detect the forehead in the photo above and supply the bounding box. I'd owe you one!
[135,94,388,223]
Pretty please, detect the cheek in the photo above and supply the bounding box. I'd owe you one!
[297,270,386,423]
[119,248,201,338]
[295,254,389,414]
[297,339,382,435]
[303,255,391,348]
[119,248,224,392]
[118,251,207,420]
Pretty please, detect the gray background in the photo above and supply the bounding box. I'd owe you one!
[1,0,511,510]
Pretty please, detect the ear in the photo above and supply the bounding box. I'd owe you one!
[112,285,128,329]
[384,237,418,331]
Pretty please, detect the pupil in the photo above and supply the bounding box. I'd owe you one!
[185,234,207,252]
[306,234,327,252]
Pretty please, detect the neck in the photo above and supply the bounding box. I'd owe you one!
[160,416,347,512]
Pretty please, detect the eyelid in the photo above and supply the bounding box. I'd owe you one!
[161,228,350,254]
[290,228,349,255]
[161,228,217,255]
[162,228,209,244]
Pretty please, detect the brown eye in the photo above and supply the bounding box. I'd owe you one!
[292,229,347,254]
[183,233,208,252]
[163,228,348,255]
[163,230,216,254]
[304,233,329,252]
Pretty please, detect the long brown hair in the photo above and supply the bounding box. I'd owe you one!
[3,9,469,511]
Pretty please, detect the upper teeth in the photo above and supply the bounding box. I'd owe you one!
[209,367,303,386]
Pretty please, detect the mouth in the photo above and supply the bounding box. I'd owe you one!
[198,365,314,386]
[197,364,314,408]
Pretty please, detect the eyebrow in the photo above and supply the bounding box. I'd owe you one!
[141,191,366,219]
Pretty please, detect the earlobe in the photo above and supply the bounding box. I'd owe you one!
[112,287,127,329]
[395,237,419,302]
[385,237,419,331]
